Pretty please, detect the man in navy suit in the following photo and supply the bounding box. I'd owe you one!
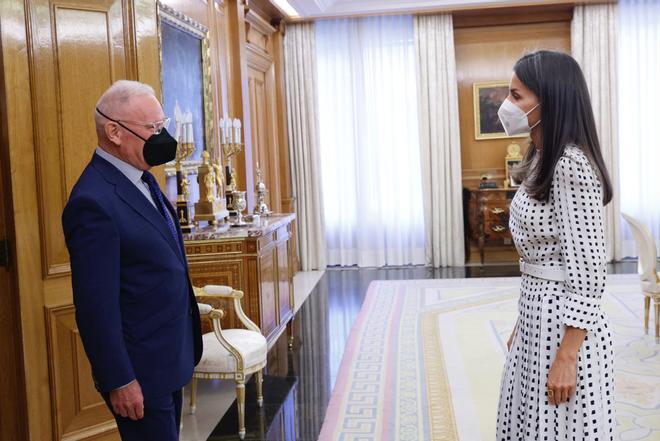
[62,80,202,440]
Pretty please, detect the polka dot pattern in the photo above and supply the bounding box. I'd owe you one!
[496,145,615,440]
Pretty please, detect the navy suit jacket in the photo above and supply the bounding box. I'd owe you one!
[62,153,202,400]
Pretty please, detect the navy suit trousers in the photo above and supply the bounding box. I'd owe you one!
[105,389,183,441]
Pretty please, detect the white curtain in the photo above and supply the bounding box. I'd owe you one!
[414,14,465,267]
[617,0,660,256]
[315,16,426,267]
[284,22,327,270]
[571,3,623,261]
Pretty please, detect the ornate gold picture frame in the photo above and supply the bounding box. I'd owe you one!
[157,1,215,177]
[473,81,527,140]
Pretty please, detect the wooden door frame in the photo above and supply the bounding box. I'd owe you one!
[0,32,29,440]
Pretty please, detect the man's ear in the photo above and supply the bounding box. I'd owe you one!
[105,122,122,146]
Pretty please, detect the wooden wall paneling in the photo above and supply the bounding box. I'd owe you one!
[454,21,571,188]
[1,0,53,436]
[22,0,138,438]
[452,4,573,28]
[246,9,282,212]
[257,240,279,340]
[0,38,29,438]
[226,0,255,209]
[29,0,131,278]
[45,306,116,440]
[210,0,231,141]
[134,0,159,90]
[272,23,294,214]
[276,228,291,324]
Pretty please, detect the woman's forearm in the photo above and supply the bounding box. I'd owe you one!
[557,326,588,361]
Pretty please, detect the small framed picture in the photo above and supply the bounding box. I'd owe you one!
[473,81,528,140]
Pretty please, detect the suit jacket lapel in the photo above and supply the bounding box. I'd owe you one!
[92,155,185,265]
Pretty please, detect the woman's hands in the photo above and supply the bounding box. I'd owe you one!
[506,327,516,351]
[507,318,519,351]
[546,352,577,405]
[546,326,587,405]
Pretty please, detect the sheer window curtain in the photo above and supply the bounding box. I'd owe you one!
[315,16,426,267]
[618,0,660,256]
[284,22,327,270]
[414,14,465,267]
[571,3,623,261]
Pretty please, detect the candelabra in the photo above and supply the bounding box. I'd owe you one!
[219,117,243,217]
[174,112,195,232]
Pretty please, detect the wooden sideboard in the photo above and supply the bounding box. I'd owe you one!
[183,214,297,348]
[465,188,517,263]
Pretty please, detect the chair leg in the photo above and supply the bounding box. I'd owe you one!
[256,370,264,408]
[190,377,197,415]
[236,380,246,440]
[644,296,651,334]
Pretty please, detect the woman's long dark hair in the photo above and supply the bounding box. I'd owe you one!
[511,50,613,205]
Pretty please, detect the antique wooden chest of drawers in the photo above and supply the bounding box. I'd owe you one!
[466,188,517,263]
[183,213,297,348]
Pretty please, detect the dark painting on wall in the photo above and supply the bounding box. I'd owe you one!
[160,19,205,160]
[473,81,527,140]
[157,1,214,203]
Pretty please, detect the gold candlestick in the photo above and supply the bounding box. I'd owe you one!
[175,139,195,233]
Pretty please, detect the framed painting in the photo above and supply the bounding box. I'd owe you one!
[473,81,527,140]
[157,1,215,177]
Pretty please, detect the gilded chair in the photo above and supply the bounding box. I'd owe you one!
[192,285,267,439]
[621,213,660,342]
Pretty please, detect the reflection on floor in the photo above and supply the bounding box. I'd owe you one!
[180,262,639,441]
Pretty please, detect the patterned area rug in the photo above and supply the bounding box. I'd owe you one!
[318,274,660,441]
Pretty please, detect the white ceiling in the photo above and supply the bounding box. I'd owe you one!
[285,0,556,18]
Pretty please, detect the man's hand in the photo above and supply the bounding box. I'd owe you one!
[109,380,144,420]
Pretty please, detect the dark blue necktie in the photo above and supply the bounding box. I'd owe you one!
[141,171,181,249]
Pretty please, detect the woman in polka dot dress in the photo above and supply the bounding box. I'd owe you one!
[495,51,615,441]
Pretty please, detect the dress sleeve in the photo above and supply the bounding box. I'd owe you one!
[551,153,607,333]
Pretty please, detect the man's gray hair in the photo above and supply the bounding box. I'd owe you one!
[94,80,156,131]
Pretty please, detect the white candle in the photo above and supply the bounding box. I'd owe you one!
[233,118,241,145]
[174,119,182,143]
[220,118,227,144]
[227,118,233,144]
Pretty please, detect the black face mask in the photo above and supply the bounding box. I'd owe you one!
[96,107,177,166]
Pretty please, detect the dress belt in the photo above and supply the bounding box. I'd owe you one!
[519,259,566,282]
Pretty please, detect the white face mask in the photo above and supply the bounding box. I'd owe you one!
[497,99,540,136]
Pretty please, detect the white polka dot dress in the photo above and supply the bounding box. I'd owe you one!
[496,145,615,441]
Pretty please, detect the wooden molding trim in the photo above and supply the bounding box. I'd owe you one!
[45,304,117,440]
[452,3,573,28]
[246,43,274,71]
[285,0,612,22]
[245,9,277,36]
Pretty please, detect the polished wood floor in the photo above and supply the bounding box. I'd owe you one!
[206,261,641,440]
